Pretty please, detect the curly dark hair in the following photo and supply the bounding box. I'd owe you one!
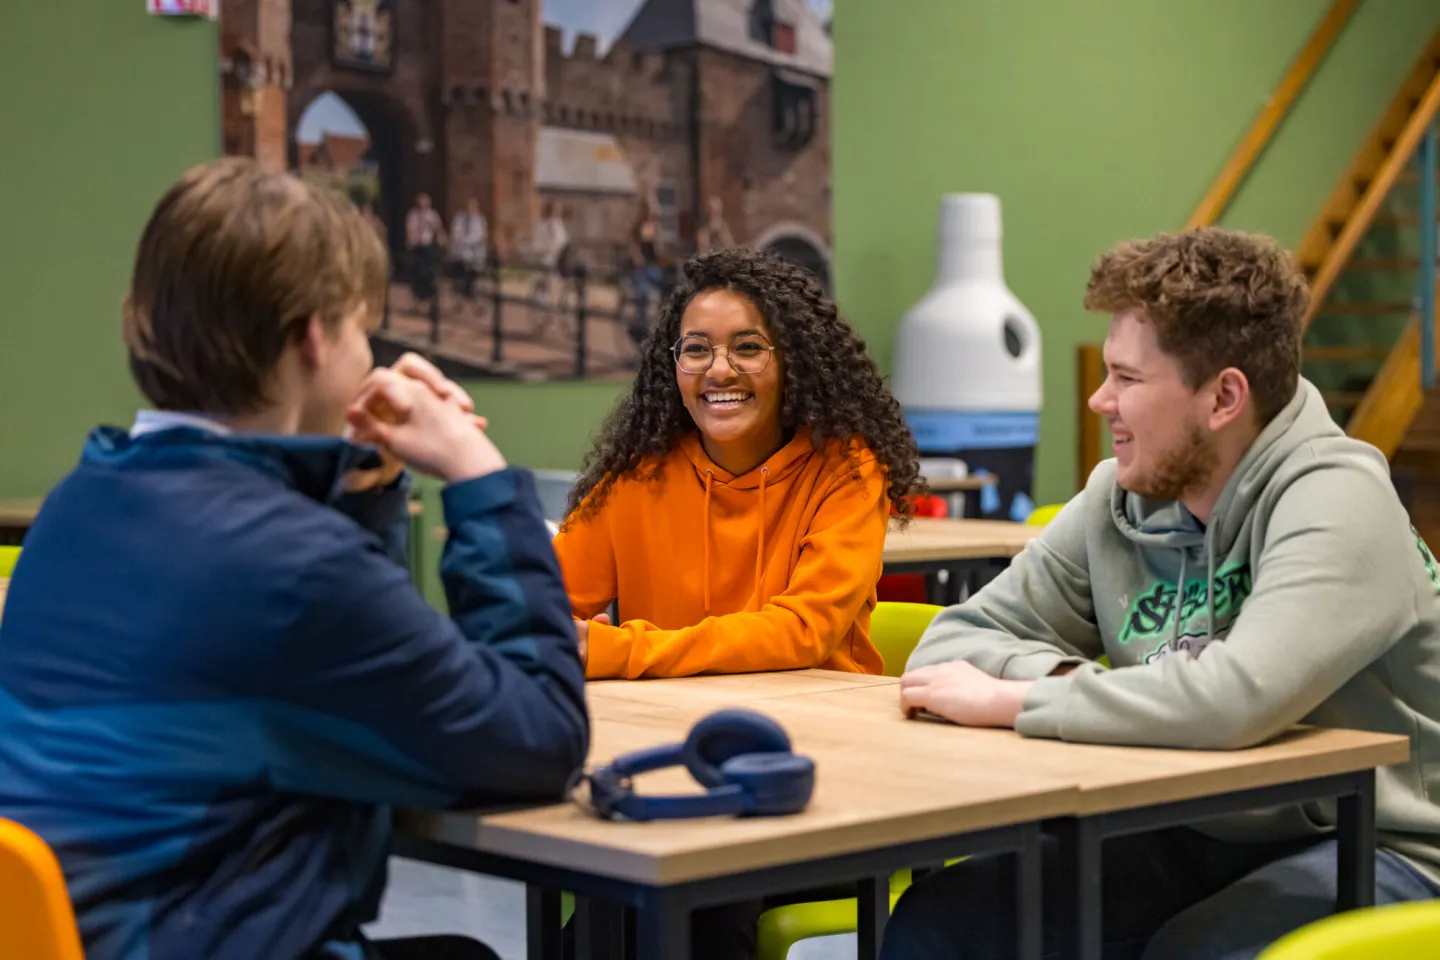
[565,246,924,526]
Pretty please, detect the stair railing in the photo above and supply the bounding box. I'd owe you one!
[1421,123,1437,390]
[1302,70,1440,330]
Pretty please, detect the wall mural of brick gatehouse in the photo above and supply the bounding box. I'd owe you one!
[219,0,834,381]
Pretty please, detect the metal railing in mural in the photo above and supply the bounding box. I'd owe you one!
[373,254,680,382]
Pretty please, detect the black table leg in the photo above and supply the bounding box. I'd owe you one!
[575,897,627,960]
[924,573,948,607]
[525,886,562,960]
[1055,818,1103,960]
[941,566,966,606]
[1336,770,1377,912]
[1015,825,1043,960]
[856,874,890,960]
[635,887,690,960]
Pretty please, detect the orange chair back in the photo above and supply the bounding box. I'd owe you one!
[0,818,85,960]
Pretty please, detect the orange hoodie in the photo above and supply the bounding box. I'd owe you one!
[554,429,889,680]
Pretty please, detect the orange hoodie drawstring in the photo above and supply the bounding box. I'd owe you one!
[702,469,714,615]
[755,467,769,597]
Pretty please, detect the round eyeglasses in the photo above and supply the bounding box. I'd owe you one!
[672,334,776,375]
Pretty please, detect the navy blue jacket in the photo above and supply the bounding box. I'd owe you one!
[0,426,589,960]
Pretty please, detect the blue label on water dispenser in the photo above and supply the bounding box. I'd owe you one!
[905,410,1039,452]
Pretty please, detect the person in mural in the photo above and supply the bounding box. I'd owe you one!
[405,191,445,310]
[886,227,1440,960]
[626,197,666,344]
[449,196,487,301]
[531,199,571,329]
[0,158,588,960]
[696,194,736,253]
[334,0,393,69]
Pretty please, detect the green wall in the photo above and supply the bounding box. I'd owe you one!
[4,1,1437,507]
[458,381,621,473]
[0,6,219,499]
[833,0,1438,505]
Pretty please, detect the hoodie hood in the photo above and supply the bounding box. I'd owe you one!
[676,428,820,614]
[677,428,818,490]
[1106,380,1343,657]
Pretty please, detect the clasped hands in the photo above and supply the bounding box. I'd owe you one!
[899,661,1035,729]
[343,352,506,490]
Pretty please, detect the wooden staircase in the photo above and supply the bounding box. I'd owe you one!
[1073,11,1440,499]
[1297,29,1440,454]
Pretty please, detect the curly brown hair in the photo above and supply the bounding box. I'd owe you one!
[566,247,924,525]
[1084,227,1308,425]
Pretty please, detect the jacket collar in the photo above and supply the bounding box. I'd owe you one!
[83,424,383,506]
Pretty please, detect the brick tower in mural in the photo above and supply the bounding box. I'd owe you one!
[220,0,832,281]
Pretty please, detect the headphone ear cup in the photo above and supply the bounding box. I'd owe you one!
[683,708,794,787]
[719,752,816,816]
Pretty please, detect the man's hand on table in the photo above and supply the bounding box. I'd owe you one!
[899,661,1034,729]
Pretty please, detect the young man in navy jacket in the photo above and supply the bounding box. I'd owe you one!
[0,157,589,960]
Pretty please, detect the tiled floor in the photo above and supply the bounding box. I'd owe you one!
[365,858,856,960]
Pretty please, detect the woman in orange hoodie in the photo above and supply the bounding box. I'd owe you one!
[555,246,923,680]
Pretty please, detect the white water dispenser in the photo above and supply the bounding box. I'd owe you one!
[893,193,1042,520]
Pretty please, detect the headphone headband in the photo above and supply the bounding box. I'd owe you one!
[580,708,814,822]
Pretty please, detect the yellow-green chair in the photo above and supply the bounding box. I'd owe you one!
[757,870,917,958]
[755,602,945,960]
[871,601,944,677]
[1258,900,1440,959]
[0,547,19,579]
[1025,503,1064,527]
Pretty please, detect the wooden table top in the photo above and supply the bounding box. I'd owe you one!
[0,499,41,529]
[584,667,894,712]
[819,684,1411,815]
[883,517,1040,564]
[924,475,995,493]
[400,671,1408,885]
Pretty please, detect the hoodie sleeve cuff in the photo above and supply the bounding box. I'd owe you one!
[440,468,522,522]
[584,621,632,680]
[1013,673,1075,740]
[1000,650,1086,681]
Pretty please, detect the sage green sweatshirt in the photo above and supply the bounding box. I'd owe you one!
[907,379,1440,879]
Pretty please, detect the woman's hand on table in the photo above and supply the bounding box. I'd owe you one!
[899,661,1033,729]
[574,612,611,664]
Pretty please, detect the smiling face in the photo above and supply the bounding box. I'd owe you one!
[1089,309,1220,501]
[675,288,785,475]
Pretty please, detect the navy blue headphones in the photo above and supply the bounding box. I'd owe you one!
[582,708,815,822]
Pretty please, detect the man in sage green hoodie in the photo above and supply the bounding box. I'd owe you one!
[882,228,1440,960]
